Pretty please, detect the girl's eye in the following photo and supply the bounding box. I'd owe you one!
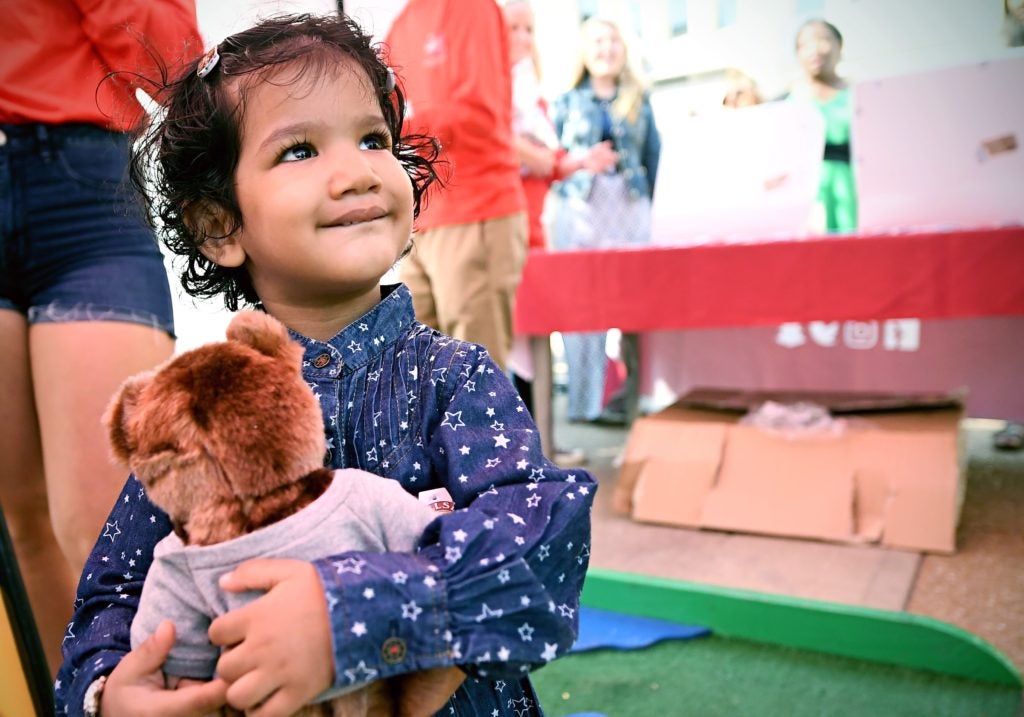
[280,143,316,162]
[359,131,392,151]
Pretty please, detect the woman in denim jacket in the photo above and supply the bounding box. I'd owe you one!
[550,16,661,424]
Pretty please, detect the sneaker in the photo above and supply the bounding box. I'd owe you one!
[553,447,587,468]
[994,421,1024,450]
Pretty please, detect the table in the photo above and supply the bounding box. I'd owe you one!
[514,227,1024,451]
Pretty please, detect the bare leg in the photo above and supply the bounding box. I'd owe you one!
[0,310,72,677]
[30,321,174,573]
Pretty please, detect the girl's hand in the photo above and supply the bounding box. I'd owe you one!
[101,620,227,717]
[209,559,334,717]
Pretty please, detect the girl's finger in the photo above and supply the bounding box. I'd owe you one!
[225,668,280,713]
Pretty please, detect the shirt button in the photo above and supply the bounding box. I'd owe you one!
[312,353,331,369]
[0,129,7,146]
[381,636,406,664]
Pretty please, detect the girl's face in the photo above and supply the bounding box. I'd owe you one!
[503,2,535,67]
[582,21,626,81]
[211,61,414,315]
[796,22,840,80]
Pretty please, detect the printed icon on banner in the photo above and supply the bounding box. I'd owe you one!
[883,318,921,351]
[808,321,840,347]
[843,321,879,349]
[775,323,806,348]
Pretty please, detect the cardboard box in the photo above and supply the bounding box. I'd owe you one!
[615,389,966,553]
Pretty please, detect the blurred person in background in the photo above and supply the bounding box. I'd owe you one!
[0,0,201,675]
[787,18,857,233]
[549,16,660,426]
[722,68,763,109]
[1005,0,1024,46]
[501,0,616,461]
[387,0,528,372]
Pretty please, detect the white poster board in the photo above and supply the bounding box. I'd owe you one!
[854,55,1024,232]
[650,100,824,245]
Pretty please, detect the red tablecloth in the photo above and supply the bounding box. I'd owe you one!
[514,227,1024,335]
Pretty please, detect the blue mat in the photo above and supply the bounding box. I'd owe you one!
[570,606,710,653]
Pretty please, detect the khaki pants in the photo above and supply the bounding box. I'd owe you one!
[400,212,527,370]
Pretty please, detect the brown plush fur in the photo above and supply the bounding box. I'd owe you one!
[104,311,464,716]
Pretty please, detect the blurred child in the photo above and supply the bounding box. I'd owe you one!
[787,18,857,233]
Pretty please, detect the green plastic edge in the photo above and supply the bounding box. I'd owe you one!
[580,568,1022,688]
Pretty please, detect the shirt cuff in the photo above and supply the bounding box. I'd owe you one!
[315,551,451,690]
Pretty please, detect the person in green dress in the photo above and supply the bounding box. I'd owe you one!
[789,19,857,233]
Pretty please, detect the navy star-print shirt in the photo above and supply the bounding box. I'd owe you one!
[56,284,596,716]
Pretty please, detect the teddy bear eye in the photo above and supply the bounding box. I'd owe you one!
[149,442,178,454]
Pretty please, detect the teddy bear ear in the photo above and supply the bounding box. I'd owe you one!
[103,371,155,465]
[226,310,302,363]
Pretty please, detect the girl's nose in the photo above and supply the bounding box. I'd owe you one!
[328,151,381,198]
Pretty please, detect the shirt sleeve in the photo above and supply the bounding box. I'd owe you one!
[641,95,661,196]
[70,0,202,122]
[314,344,597,689]
[54,476,172,715]
[388,0,511,147]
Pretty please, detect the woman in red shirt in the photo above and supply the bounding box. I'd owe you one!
[0,0,202,676]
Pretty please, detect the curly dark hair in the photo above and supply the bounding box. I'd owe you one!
[129,13,442,310]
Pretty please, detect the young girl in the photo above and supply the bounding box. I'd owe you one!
[56,14,595,717]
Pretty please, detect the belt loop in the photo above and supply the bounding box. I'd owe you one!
[35,124,53,162]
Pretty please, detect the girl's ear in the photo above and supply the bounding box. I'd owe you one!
[185,200,247,268]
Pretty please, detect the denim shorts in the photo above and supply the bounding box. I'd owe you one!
[0,123,175,336]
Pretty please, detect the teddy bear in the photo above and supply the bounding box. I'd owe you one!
[104,310,464,716]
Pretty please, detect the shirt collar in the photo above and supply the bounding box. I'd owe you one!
[288,283,415,377]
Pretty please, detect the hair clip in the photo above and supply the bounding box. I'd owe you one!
[385,67,396,93]
[196,46,221,79]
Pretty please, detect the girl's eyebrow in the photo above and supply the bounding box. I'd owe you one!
[256,114,388,154]
[257,120,327,154]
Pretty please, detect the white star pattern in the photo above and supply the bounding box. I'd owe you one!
[475,603,504,622]
[430,367,448,385]
[102,521,121,542]
[343,661,378,684]
[401,601,423,621]
[541,642,558,661]
[441,411,465,431]
[493,434,510,448]
[351,622,367,636]
[517,623,535,642]
[334,557,367,574]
